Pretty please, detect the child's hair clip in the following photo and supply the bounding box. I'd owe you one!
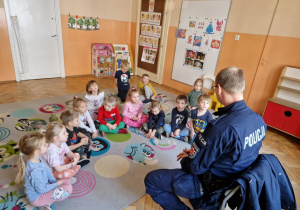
[75,96,78,99]
[132,87,136,90]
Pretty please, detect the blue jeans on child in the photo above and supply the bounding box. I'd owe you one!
[163,124,189,141]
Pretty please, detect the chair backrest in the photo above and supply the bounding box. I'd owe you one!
[202,74,215,90]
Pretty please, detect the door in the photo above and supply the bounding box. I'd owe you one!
[4,0,65,81]
[135,0,171,84]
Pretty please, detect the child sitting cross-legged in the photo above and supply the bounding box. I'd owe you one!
[122,86,149,132]
[15,133,72,209]
[97,95,128,136]
[163,95,190,142]
[43,122,89,182]
[141,100,165,139]
[137,74,157,104]
[189,94,213,144]
[60,110,92,161]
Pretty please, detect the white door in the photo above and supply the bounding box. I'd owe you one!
[5,0,65,81]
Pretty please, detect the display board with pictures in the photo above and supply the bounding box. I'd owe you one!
[137,0,165,74]
[171,1,231,87]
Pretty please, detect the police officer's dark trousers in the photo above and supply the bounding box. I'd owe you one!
[144,169,203,210]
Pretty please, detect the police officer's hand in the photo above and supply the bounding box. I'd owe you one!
[177,148,190,161]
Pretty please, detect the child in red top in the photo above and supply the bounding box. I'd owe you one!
[97,95,128,136]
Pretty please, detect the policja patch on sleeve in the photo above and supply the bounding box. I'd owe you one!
[189,133,211,159]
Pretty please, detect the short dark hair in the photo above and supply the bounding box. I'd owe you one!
[176,95,187,104]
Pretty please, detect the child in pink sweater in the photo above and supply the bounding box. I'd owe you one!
[122,87,148,131]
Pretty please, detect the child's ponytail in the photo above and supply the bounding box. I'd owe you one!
[15,154,26,184]
[15,133,44,184]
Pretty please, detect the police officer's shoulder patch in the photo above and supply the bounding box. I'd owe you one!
[189,134,211,159]
[209,114,226,126]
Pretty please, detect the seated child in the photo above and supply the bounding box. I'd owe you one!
[163,95,189,142]
[115,60,131,102]
[189,94,213,144]
[137,74,157,104]
[16,133,73,209]
[60,110,91,160]
[97,95,128,136]
[42,122,88,180]
[73,96,98,139]
[141,100,165,139]
[85,80,104,121]
[187,78,204,112]
[122,86,149,132]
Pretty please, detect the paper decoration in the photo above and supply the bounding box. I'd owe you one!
[155,26,161,38]
[141,24,146,35]
[68,15,76,29]
[146,24,151,36]
[155,13,161,25]
[184,49,205,70]
[139,35,144,46]
[204,18,214,34]
[176,28,186,39]
[189,21,196,28]
[145,12,150,23]
[150,12,156,24]
[153,38,159,48]
[149,0,155,12]
[148,37,153,47]
[141,12,146,23]
[211,39,221,49]
[186,31,193,45]
[68,14,99,30]
[193,36,202,47]
[150,25,156,36]
[141,47,157,64]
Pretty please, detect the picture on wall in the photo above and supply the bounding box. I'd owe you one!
[193,36,202,47]
[155,26,162,38]
[141,12,146,23]
[184,49,205,70]
[150,12,156,24]
[189,21,196,28]
[153,38,159,48]
[176,28,186,39]
[141,24,146,35]
[155,13,161,25]
[68,16,76,29]
[145,12,150,23]
[211,39,221,49]
[149,0,155,12]
[139,35,144,46]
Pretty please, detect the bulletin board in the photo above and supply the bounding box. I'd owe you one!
[171,1,231,86]
[137,0,165,74]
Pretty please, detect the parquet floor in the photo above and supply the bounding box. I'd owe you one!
[0,75,299,209]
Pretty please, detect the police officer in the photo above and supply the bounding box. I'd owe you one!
[144,67,267,210]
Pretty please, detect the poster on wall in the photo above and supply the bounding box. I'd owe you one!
[141,24,146,35]
[214,19,226,35]
[145,12,150,23]
[176,28,186,39]
[155,26,162,38]
[68,16,76,29]
[141,47,157,64]
[141,12,146,23]
[153,38,159,48]
[149,0,155,12]
[150,12,156,24]
[139,35,144,46]
[155,13,161,25]
[68,14,99,30]
[184,49,205,70]
[193,36,202,47]
[92,17,99,30]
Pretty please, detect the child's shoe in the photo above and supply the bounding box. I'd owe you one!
[143,99,151,104]
[69,177,77,184]
[118,128,128,134]
[155,133,162,139]
[100,131,106,137]
[77,159,90,168]
[163,131,169,138]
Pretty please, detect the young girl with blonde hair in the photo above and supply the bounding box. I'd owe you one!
[187,78,204,111]
[122,86,148,131]
[85,80,104,121]
[73,96,97,139]
[141,100,165,139]
[16,133,72,209]
[43,122,85,181]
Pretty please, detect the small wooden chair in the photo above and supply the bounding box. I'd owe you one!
[202,74,224,111]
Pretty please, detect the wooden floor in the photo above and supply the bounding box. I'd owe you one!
[0,75,299,209]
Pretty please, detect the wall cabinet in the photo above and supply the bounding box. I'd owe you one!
[263,66,300,138]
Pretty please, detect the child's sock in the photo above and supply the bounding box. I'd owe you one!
[118,128,128,134]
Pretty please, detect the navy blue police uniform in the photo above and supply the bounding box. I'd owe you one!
[144,100,267,210]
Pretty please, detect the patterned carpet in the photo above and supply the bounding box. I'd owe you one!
[0,87,190,210]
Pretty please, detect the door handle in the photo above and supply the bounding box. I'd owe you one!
[52,35,57,37]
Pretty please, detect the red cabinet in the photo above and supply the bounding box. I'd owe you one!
[263,100,300,138]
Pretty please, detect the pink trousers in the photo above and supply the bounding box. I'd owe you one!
[123,115,149,128]
[30,179,72,207]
